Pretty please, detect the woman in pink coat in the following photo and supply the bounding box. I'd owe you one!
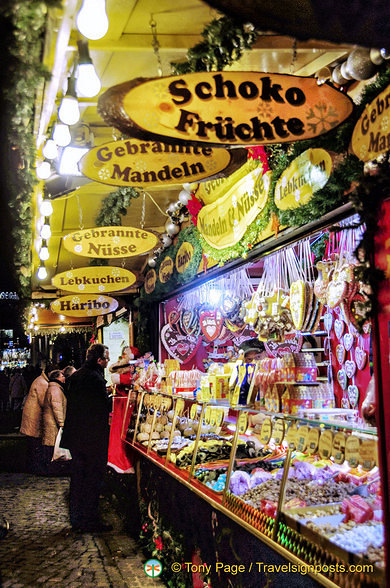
[20,368,50,474]
[42,370,67,462]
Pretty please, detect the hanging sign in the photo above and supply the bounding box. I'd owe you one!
[351,84,390,161]
[51,294,118,317]
[175,242,194,274]
[158,256,174,283]
[52,266,136,294]
[197,169,272,250]
[98,72,353,147]
[79,138,247,187]
[197,158,263,206]
[144,269,156,294]
[63,226,158,258]
[274,148,332,210]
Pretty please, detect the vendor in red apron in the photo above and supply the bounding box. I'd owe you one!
[108,346,140,473]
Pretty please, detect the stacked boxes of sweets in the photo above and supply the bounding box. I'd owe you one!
[167,369,203,396]
[281,384,335,414]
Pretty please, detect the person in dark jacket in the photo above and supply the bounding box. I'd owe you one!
[61,343,112,533]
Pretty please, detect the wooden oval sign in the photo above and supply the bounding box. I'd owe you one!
[197,169,272,249]
[79,138,247,187]
[175,242,194,274]
[351,83,390,161]
[158,256,174,283]
[98,72,353,147]
[63,226,158,258]
[144,269,156,294]
[274,148,332,210]
[52,266,136,294]
[51,294,118,317]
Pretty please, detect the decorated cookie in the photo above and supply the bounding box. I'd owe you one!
[345,359,356,379]
[343,332,354,351]
[341,396,350,409]
[334,319,345,340]
[326,278,347,309]
[323,312,333,333]
[337,369,347,390]
[290,280,306,331]
[336,344,346,365]
[355,347,368,371]
[347,384,359,408]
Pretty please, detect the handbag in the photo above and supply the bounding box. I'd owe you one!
[52,427,72,461]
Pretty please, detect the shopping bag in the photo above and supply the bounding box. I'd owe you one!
[52,427,72,461]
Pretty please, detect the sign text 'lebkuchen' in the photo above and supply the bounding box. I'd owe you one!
[51,294,118,317]
[98,72,354,147]
[52,266,137,294]
[63,226,158,258]
[79,138,247,187]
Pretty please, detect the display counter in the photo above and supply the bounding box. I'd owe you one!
[122,389,384,587]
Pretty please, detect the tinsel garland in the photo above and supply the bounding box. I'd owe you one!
[171,16,258,74]
[1,0,58,298]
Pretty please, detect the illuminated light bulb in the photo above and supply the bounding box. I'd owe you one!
[39,199,53,216]
[42,139,58,160]
[34,238,42,253]
[58,95,80,126]
[34,325,39,331]
[37,263,47,280]
[40,222,51,240]
[39,241,49,261]
[76,63,101,97]
[53,123,71,147]
[76,0,109,40]
[60,326,66,333]
[36,161,51,180]
[209,288,221,305]
[59,315,65,321]
[59,146,89,176]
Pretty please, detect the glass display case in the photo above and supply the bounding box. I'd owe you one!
[122,389,384,587]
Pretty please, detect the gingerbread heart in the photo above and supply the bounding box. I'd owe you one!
[336,344,346,365]
[347,384,359,408]
[345,359,356,379]
[290,280,306,330]
[343,332,354,351]
[334,319,345,340]
[314,278,327,304]
[168,310,181,331]
[199,309,223,342]
[161,324,201,364]
[341,396,350,409]
[355,347,367,371]
[327,279,347,309]
[323,312,333,332]
[363,322,372,334]
[337,369,347,390]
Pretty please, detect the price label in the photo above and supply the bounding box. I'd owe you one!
[260,418,273,445]
[273,419,285,445]
[306,427,320,455]
[345,435,360,467]
[143,393,151,408]
[318,429,333,459]
[359,439,378,471]
[237,412,248,434]
[210,408,217,427]
[215,409,224,428]
[204,406,212,424]
[332,431,346,464]
[175,398,185,416]
[190,404,199,420]
[296,425,309,453]
[153,395,161,410]
[286,422,299,449]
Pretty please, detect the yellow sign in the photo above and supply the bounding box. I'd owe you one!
[51,294,118,317]
[345,435,360,467]
[63,226,158,258]
[144,269,156,294]
[197,159,263,205]
[99,72,353,146]
[159,256,174,283]
[237,412,248,434]
[175,242,194,274]
[351,84,390,161]
[79,138,246,187]
[274,148,332,210]
[318,429,333,459]
[197,170,272,250]
[52,266,136,294]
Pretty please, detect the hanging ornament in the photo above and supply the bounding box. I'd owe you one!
[332,64,349,85]
[167,202,177,214]
[346,48,376,80]
[315,66,331,85]
[161,234,172,248]
[370,48,384,65]
[178,189,190,205]
[165,221,180,236]
[147,257,156,268]
[380,48,390,60]
[340,61,354,80]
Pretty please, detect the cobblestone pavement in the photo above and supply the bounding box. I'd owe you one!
[0,473,164,587]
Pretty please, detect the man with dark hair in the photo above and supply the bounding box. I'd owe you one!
[61,343,112,533]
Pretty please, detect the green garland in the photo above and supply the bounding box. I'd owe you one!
[171,16,258,74]
[1,0,58,298]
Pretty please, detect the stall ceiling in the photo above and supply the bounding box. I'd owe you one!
[32,0,353,295]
